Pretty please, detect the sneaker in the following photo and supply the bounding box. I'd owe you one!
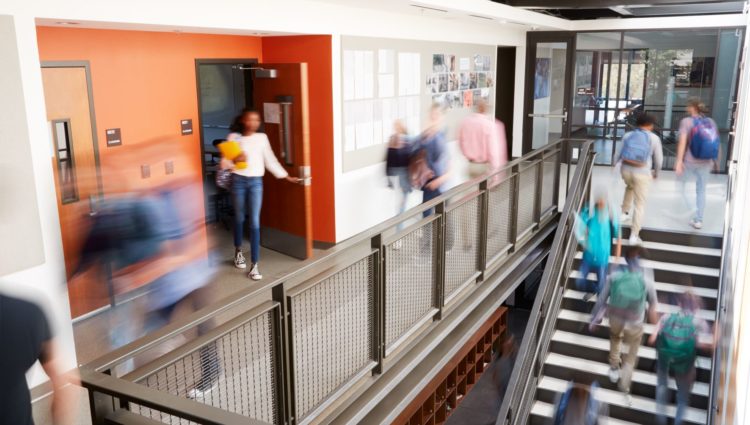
[582,292,595,302]
[621,211,632,224]
[608,367,620,383]
[690,218,703,229]
[628,234,643,246]
[248,263,263,280]
[624,392,633,407]
[234,251,247,269]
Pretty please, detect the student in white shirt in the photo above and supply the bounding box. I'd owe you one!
[223,109,300,280]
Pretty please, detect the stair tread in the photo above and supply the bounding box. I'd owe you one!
[557,309,715,345]
[551,330,712,370]
[538,375,708,424]
[573,252,720,277]
[545,352,709,397]
[618,239,721,257]
[531,400,640,425]
[564,289,716,321]
[569,271,718,299]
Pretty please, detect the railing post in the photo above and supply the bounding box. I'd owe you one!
[89,370,117,425]
[553,147,562,213]
[434,201,447,320]
[508,164,521,252]
[272,284,295,425]
[477,179,489,282]
[371,234,385,374]
[533,153,544,227]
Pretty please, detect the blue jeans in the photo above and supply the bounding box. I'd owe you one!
[656,360,695,425]
[680,162,712,222]
[422,186,442,218]
[575,258,608,294]
[232,175,263,263]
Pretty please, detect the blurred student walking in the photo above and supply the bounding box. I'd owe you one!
[617,114,663,245]
[675,98,720,230]
[225,109,300,279]
[590,246,658,403]
[649,291,713,425]
[575,192,622,300]
[552,376,607,425]
[386,120,414,227]
[457,99,508,180]
[412,104,451,217]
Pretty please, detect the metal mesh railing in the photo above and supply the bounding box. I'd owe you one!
[486,177,514,263]
[288,254,376,420]
[384,219,438,350]
[540,153,558,216]
[444,195,481,301]
[517,164,538,236]
[131,310,278,425]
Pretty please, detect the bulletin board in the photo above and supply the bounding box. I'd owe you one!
[341,36,497,172]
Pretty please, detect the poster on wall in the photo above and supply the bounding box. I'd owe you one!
[534,58,551,99]
[439,74,449,92]
[447,55,456,72]
[463,90,473,108]
[459,57,470,71]
[469,72,477,89]
[448,73,458,91]
[459,72,470,90]
[433,54,447,72]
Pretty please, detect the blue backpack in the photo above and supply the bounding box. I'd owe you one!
[621,129,651,166]
[689,117,720,160]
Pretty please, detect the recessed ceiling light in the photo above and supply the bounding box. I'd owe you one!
[55,21,79,25]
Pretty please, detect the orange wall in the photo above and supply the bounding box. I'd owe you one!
[36,27,263,194]
[262,35,335,243]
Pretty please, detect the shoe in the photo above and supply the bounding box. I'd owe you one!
[608,367,620,383]
[188,381,217,399]
[248,263,263,280]
[234,251,246,269]
[621,211,632,224]
[628,234,643,246]
[690,218,703,229]
[624,392,633,407]
[582,292,595,302]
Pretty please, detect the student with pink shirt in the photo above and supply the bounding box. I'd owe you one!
[457,99,508,181]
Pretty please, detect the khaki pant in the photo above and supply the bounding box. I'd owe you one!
[609,316,644,393]
[467,162,490,179]
[621,170,652,237]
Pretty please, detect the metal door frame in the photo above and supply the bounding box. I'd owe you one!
[522,32,576,155]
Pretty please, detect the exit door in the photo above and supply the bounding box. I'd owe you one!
[522,32,575,154]
[253,63,313,260]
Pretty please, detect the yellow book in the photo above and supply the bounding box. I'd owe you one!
[217,140,247,169]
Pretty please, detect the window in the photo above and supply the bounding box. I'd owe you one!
[52,119,78,203]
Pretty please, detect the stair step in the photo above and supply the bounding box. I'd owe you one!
[572,253,719,288]
[556,309,715,346]
[619,239,721,258]
[616,239,721,268]
[530,400,639,425]
[620,227,722,249]
[550,330,712,372]
[538,375,708,425]
[544,352,709,398]
[563,289,716,322]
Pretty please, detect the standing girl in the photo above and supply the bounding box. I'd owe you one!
[225,109,300,280]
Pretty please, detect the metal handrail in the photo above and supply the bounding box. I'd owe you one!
[495,140,596,425]
[79,138,576,425]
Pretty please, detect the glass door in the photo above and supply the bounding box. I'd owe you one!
[523,33,575,154]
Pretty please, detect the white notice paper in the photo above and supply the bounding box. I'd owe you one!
[459,57,470,71]
[398,52,421,96]
[263,103,281,124]
[378,49,395,74]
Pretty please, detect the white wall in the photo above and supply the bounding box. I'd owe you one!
[0,14,77,385]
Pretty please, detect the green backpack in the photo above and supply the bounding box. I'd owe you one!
[609,270,646,316]
[657,313,697,374]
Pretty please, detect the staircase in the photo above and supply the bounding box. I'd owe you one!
[529,228,721,425]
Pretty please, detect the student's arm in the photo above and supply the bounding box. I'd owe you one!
[645,276,659,324]
[676,120,689,175]
[261,136,296,182]
[648,315,666,346]
[426,134,452,191]
[41,340,79,425]
[651,135,664,179]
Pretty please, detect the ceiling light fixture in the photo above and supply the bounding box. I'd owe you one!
[55,21,79,25]
[409,4,448,13]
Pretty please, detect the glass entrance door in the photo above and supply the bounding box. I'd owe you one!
[523,33,574,154]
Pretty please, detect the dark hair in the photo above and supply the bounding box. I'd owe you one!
[625,245,647,267]
[229,108,261,134]
[687,97,709,115]
[635,113,656,128]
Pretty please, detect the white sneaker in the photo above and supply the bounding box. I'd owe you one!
[628,234,643,246]
[624,393,633,407]
[234,251,247,269]
[690,218,703,229]
[608,367,620,383]
[248,263,263,281]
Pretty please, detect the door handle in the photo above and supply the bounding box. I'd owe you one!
[298,165,311,186]
[528,112,568,120]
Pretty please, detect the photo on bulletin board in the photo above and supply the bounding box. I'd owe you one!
[448,73,458,91]
[439,73,449,92]
[448,54,456,72]
[460,57,471,71]
[433,54,447,72]
[469,72,478,89]
[477,72,487,88]
[534,58,551,99]
[473,54,484,70]
[459,72,470,90]
[462,90,473,108]
[486,75,494,88]
[472,89,483,106]
[448,92,461,109]
[432,93,447,108]
[480,88,491,104]
[428,74,439,94]
[483,55,492,71]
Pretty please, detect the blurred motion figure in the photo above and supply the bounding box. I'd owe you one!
[457,99,508,180]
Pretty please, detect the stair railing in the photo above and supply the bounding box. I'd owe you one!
[495,140,596,425]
